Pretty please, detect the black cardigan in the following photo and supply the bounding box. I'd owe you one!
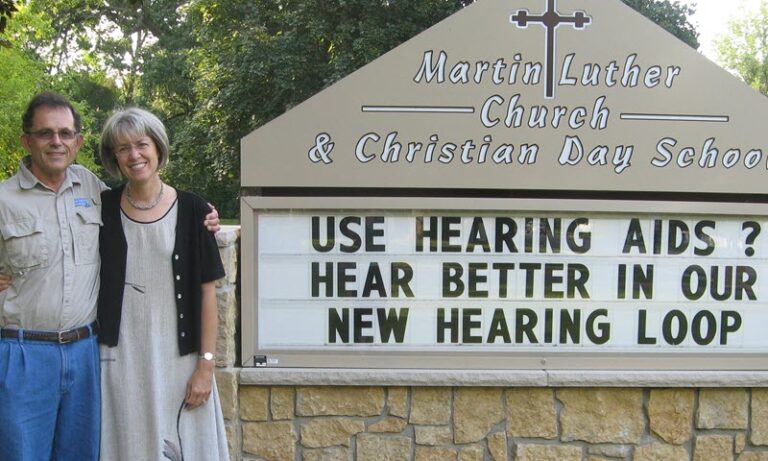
[97,185,225,355]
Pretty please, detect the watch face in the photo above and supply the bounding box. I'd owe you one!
[202,352,214,361]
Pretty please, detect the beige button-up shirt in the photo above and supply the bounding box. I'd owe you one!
[0,158,106,331]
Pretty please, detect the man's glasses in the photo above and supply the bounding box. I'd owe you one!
[25,129,79,141]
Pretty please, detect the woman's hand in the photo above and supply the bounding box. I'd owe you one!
[204,203,220,232]
[185,360,214,409]
[0,273,11,292]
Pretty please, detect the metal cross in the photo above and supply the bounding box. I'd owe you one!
[511,0,592,99]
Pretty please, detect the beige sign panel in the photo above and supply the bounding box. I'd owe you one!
[242,0,768,194]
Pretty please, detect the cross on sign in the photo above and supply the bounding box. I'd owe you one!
[511,0,592,99]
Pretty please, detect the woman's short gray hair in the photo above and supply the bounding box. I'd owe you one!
[100,107,170,179]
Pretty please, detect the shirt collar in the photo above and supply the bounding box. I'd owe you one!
[18,156,81,191]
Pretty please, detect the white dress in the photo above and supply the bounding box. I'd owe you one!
[100,203,229,461]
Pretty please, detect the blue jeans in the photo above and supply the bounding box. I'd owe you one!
[0,331,100,461]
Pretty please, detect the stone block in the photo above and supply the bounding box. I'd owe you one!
[215,367,239,421]
[271,386,295,421]
[240,386,269,421]
[558,388,644,444]
[297,386,384,416]
[694,434,733,461]
[648,388,694,445]
[453,387,503,444]
[458,445,484,461]
[588,444,631,458]
[415,426,453,446]
[634,443,689,461]
[410,388,451,425]
[300,417,365,448]
[736,433,747,453]
[215,285,238,366]
[242,421,297,461]
[225,423,240,461]
[388,387,409,418]
[356,433,412,461]
[506,388,557,439]
[698,389,749,429]
[739,453,768,461]
[369,416,408,433]
[215,227,240,248]
[487,431,507,461]
[752,389,768,445]
[515,444,582,461]
[415,446,458,461]
[216,241,239,285]
[303,447,351,461]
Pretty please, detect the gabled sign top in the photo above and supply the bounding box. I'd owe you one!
[242,0,768,196]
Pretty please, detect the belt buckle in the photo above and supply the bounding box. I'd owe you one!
[57,330,74,344]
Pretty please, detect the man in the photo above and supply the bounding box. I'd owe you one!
[0,92,218,460]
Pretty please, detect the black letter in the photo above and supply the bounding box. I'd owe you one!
[391,262,415,298]
[487,309,511,343]
[567,218,591,253]
[693,220,716,256]
[662,310,688,345]
[437,308,460,343]
[495,218,518,253]
[377,308,409,343]
[691,310,716,345]
[467,217,491,252]
[720,311,742,345]
[311,262,334,297]
[328,308,349,343]
[443,263,464,297]
[354,308,374,343]
[339,217,362,253]
[622,219,647,254]
[366,216,386,252]
[681,265,706,301]
[312,216,335,252]
[463,308,483,343]
[637,310,656,345]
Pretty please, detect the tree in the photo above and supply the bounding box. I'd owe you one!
[11,0,185,102]
[0,46,47,178]
[0,3,120,180]
[141,0,469,218]
[622,0,699,49]
[0,0,15,31]
[716,0,768,95]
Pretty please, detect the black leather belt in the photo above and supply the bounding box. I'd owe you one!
[0,322,98,344]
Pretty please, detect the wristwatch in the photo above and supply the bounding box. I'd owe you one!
[199,352,215,362]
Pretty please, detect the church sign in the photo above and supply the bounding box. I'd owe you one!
[240,0,768,370]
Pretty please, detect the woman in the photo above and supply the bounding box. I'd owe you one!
[97,107,229,460]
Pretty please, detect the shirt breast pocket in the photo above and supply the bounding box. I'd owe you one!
[0,219,49,272]
[73,206,103,266]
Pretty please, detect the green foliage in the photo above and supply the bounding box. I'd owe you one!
[0,46,47,179]
[143,0,467,217]
[0,0,17,42]
[716,0,768,95]
[56,71,122,177]
[0,3,120,181]
[621,0,699,49]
